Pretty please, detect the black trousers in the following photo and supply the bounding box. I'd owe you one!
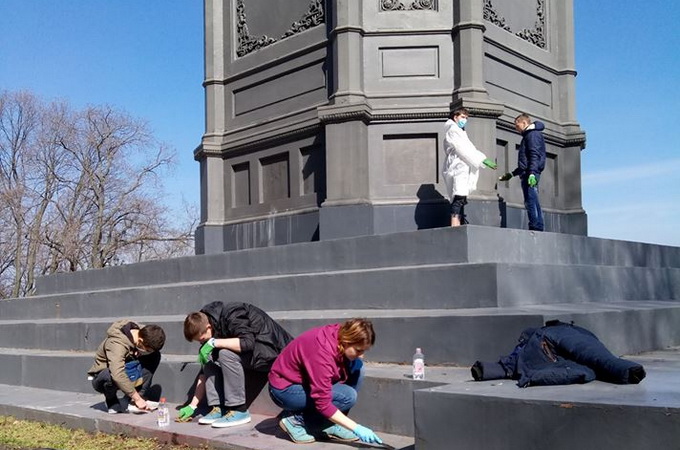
[450,195,468,217]
[91,352,161,407]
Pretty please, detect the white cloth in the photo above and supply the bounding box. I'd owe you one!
[441,119,487,199]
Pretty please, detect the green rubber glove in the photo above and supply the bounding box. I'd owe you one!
[482,158,497,170]
[499,172,513,182]
[177,405,196,421]
[198,337,216,365]
[528,174,538,187]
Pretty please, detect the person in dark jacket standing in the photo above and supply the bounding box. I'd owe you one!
[178,301,293,428]
[499,113,547,231]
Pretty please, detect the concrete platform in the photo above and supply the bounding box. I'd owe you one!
[414,347,680,450]
[0,383,414,450]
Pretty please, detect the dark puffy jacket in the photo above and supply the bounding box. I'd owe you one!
[471,321,646,388]
[512,121,546,178]
[201,301,293,372]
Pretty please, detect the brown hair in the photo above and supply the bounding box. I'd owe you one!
[338,318,376,351]
[183,312,210,342]
[139,324,166,351]
[450,107,469,120]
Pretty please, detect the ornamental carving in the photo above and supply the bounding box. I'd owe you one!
[236,0,325,57]
[483,0,546,49]
[380,0,438,11]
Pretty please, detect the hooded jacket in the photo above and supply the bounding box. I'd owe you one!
[87,319,143,397]
[441,118,488,199]
[200,301,293,372]
[512,121,546,178]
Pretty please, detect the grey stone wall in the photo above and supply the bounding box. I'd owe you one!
[195,0,586,253]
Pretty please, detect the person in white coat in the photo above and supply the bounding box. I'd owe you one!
[441,108,497,226]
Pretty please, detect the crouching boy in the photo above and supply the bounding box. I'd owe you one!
[88,320,166,413]
[178,301,293,428]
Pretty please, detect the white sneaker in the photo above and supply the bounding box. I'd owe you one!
[107,404,122,414]
[128,401,159,413]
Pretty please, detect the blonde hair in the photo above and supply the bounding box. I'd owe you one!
[338,318,375,351]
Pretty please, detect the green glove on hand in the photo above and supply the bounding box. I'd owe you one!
[177,405,196,421]
[198,337,216,365]
[482,158,497,170]
[528,174,538,187]
[499,172,513,182]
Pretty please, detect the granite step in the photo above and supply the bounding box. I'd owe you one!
[35,226,680,296]
[2,301,680,365]
[3,262,680,320]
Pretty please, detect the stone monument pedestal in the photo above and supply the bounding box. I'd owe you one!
[195,0,586,253]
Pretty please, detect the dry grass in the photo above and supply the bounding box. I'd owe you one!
[0,415,210,450]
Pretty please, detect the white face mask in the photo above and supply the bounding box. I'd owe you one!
[457,118,468,129]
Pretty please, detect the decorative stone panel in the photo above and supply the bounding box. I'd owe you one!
[236,0,325,57]
[379,0,438,12]
[483,0,546,49]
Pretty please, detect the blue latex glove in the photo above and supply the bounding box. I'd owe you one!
[482,158,497,170]
[198,337,216,365]
[499,172,513,182]
[528,174,538,187]
[353,424,383,444]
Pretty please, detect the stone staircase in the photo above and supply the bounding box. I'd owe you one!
[1,225,679,445]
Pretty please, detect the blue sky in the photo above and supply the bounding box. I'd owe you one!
[1,1,678,246]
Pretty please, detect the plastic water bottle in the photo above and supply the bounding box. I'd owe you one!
[413,348,425,380]
[157,397,170,427]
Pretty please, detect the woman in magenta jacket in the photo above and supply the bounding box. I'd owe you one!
[268,318,383,444]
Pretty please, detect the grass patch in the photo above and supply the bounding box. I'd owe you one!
[0,416,210,450]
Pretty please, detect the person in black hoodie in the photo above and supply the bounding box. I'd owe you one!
[178,301,293,428]
[499,113,547,231]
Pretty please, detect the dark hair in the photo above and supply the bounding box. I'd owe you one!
[338,318,376,350]
[139,324,166,351]
[183,311,210,341]
[450,107,469,120]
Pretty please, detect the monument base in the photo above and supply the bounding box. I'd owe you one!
[195,201,587,253]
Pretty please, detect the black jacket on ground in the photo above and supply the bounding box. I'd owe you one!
[471,321,646,387]
[200,301,293,372]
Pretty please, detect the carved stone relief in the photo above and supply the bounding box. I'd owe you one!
[380,0,438,12]
[483,0,546,49]
[236,0,325,57]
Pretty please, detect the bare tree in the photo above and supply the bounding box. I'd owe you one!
[0,91,195,298]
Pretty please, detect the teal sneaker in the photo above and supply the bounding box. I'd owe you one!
[279,416,315,444]
[198,406,223,424]
[211,410,252,428]
[322,424,359,442]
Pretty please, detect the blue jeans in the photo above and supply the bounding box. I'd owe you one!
[269,359,364,431]
[521,175,544,231]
